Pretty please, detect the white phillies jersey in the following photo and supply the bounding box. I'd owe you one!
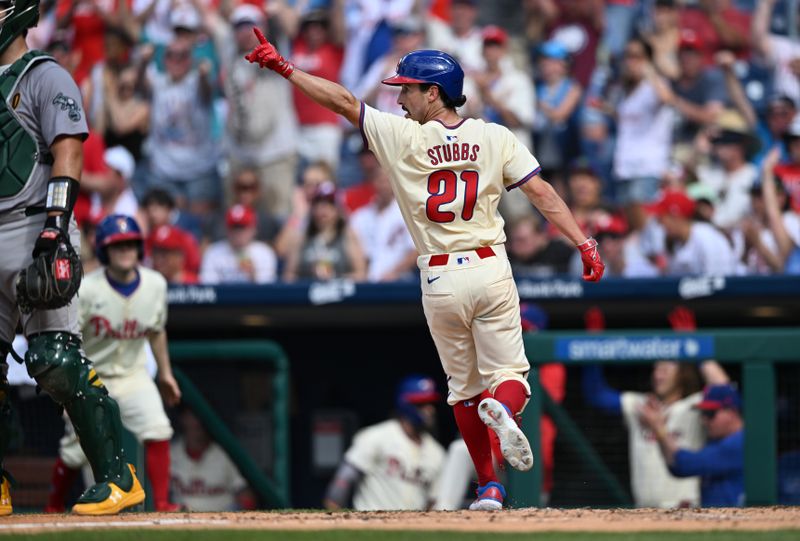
[345,419,445,511]
[621,391,705,508]
[171,440,247,511]
[359,103,541,255]
[78,267,168,377]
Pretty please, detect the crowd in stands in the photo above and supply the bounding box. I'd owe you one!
[37,0,800,283]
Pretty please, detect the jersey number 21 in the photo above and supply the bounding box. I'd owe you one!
[426,170,479,223]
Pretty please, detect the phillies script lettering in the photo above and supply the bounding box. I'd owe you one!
[89,316,149,339]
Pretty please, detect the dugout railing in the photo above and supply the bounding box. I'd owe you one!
[507,328,800,508]
[125,340,290,509]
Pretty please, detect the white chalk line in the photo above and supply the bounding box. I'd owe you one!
[2,517,231,530]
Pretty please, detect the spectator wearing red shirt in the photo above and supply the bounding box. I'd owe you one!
[287,10,345,169]
[56,0,136,84]
[341,148,381,214]
[774,114,800,213]
[678,0,751,66]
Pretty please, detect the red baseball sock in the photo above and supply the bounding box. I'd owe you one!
[493,380,530,417]
[145,440,171,508]
[453,398,497,487]
[46,457,78,512]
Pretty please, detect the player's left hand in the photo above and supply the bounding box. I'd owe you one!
[158,373,182,407]
[578,237,605,282]
[17,228,82,314]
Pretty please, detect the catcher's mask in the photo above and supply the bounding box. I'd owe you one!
[0,0,39,55]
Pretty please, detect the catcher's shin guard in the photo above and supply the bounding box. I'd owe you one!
[25,333,133,488]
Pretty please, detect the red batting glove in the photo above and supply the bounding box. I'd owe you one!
[244,28,295,79]
[578,237,605,282]
[668,305,696,332]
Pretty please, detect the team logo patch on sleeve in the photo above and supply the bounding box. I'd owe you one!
[52,92,82,122]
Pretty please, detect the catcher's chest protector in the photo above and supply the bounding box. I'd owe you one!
[0,51,54,198]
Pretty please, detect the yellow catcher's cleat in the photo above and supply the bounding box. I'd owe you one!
[71,464,144,516]
[0,475,11,516]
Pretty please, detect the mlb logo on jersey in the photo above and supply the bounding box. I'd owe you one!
[446,135,459,142]
[456,256,471,265]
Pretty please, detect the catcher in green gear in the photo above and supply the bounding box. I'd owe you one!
[0,0,144,516]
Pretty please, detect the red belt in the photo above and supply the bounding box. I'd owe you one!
[429,246,496,267]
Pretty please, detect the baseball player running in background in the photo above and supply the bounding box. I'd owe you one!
[45,215,182,513]
[0,0,144,515]
[245,29,604,510]
[323,375,445,511]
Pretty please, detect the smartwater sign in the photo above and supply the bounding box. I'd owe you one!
[554,336,715,361]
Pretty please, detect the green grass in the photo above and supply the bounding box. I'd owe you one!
[3,531,799,541]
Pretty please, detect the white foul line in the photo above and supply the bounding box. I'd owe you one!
[2,518,231,530]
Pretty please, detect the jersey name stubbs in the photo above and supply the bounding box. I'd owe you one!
[427,143,480,166]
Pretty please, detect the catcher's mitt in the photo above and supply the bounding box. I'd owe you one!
[16,239,83,314]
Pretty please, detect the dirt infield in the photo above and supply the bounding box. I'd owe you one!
[2,507,799,534]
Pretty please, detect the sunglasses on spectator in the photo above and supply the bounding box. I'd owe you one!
[624,50,645,59]
[700,409,720,419]
[165,50,191,60]
[235,183,259,192]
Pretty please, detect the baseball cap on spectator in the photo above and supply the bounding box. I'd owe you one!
[230,4,265,26]
[149,224,187,251]
[482,25,508,46]
[300,9,329,29]
[767,94,796,112]
[569,156,599,177]
[311,181,337,204]
[647,190,696,219]
[687,183,719,206]
[695,384,741,412]
[710,110,761,157]
[171,6,201,32]
[390,18,424,36]
[539,40,569,61]
[594,214,628,239]
[226,204,257,228]
[678,29,703,51]
[104,146,135,180]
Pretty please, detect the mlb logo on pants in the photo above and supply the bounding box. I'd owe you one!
[457,256,471,265]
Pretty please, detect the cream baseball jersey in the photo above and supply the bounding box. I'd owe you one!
[78,267,168,377]
[345,419,445,511]
[621,391,705,508]
[359,103,541,255]
[171,440,247,512]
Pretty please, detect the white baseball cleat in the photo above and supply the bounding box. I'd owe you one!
[478,397,534,471]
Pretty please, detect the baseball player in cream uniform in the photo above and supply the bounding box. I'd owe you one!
[45,215,181,513]
[246,33,605,509]
[324,375,445,511]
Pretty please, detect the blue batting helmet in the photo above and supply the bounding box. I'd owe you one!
[382,49,465,103]
[395,374,440,428]
[95,214,144,265]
